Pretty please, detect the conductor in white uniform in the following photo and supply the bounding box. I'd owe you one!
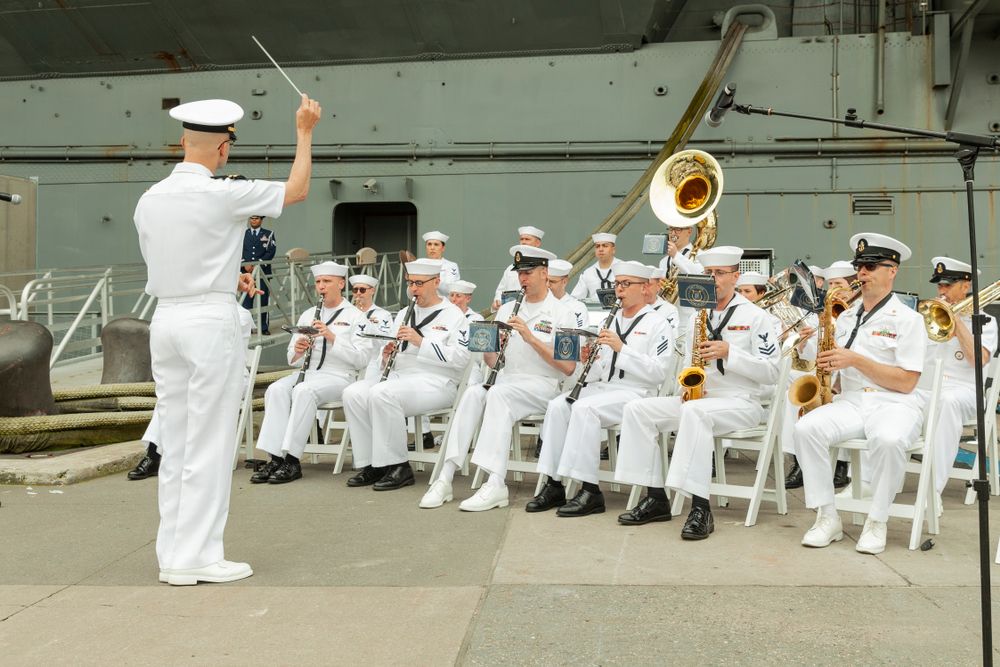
[251,261,368,485]
[795,233,926,555]
[133,94,321,585]
[420,245,576,511]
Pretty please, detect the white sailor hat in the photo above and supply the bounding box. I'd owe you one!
[697,246,743,268]
[448,280,477,294]
[615,260,654,280]
[824,260,856,280]
[548,259,573,277]
[169,99,243,140]
[405,258,443,276]
[509,244,557,270]
[518,225,545,240]
[348,274,378,288]
[808,265,824,278]
[930,256,976,283]
[736,271,768,287]
[591,233,617,245]
[850,232,911,264]
[649,265,666,281]
[422,231,449,243]
[310,261,348,278]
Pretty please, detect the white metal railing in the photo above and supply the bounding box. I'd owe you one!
[0,250,407,367]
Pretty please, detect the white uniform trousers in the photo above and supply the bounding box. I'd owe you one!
[629,396,764,498]
[150,296,244,571]
[442,374,561,477]
[794,394,922,522]
[257,371,354,459]
[537,384,645,485]
[934,382,977,494]
[343,373,458,468]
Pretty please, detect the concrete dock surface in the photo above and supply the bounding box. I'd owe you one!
[2,451,1000,665]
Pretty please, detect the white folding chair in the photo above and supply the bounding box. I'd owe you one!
[832,359,944,551]
[953,356,1000,504]
[414,362,475,479]
[304,397,354,475]
[669,356,793,526]
[232,345,263,470]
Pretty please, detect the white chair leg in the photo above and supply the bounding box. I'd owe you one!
[714,439,729,508]
[850,450,864,526]
[534,473,547,496]
[471,465,485,490]
[332,427,350,474]
[670,491,686,517]
[511,424,525,483]
[909,452,934,550]
[626,484,642,510]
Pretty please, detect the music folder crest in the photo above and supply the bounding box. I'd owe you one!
[677,275,717,309]
[468,321,511,353]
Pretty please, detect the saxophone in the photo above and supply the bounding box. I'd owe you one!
[787,280,862,415]
[677,308,708,401]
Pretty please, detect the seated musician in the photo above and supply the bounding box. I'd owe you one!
[251,261,369,484]
[546,259,587,328]
[529,261,674,517]
[420,246,576,511]
[925,256,998,501]
[646,266,679,337]
[616,247,780,538]
[795,233,926,555]
[492,225,545,311]
[570,233,620,301]
[342,258,470,491]
[349,274,394,380]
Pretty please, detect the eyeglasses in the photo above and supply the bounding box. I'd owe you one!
[613,280,643,289]
[351,287,371,293]
[852,262,896,272]
[217,139,236,151]
[405,279,435,287]
[704,269,738,277]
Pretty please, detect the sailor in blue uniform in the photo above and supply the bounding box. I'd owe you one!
[242,215,276,334]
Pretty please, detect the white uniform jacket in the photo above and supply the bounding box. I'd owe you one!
[494,264,520,302]
[286,302,368,376]
[557,293,588,328]
[652,298,680,337]
[931,312,998,387]
[680,293,781,398]
[571,261,620,301]
[580,305,674,396]
[833,293,926,410]
[491,292,578,382]
[389,301,471,381]
[437,258,462,294]
[658,244,704,277]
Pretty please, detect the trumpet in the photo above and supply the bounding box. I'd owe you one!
[918,279,1000,343]
[566,299,621,404]
[483,288,525,389]
[295,297,324,386]
[380,297,417,382]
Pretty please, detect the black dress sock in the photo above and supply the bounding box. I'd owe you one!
[647,487,667,501]
[147,442,160,458]
[581,481,600,494]
[270,453,285,463]
[692,495,710,510]
[285,454,299,464]
[547,478,564,488]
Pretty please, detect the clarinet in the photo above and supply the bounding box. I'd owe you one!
[566,299,621,404]
[483,288,526,390]
[380,296,418,382]
[295,297,324,386]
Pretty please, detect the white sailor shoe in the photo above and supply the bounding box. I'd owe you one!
[459,484,509,512]
[856,518,888,555]
[166,560,253,586]
[419,479,453,509]
[801,511,843,548]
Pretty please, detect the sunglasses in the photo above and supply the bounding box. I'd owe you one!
[351,287,371,293]
[852,261,896,272]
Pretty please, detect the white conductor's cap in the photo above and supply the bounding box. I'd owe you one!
[169,99,243,139]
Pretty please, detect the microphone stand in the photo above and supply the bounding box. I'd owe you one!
[732,101,999,665]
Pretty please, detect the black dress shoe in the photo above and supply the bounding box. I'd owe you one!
[525,482,566,512]
[618,496,672,525]
[261,329,271,336]
[556,489,606,517]
[681,506,715,540]
[372,464,415,491]
[268,459,302,484]
[408,432,435,452]
[127,452,160,480]
[833,460,851,489]
[251,458,283,484]
[784,457,803,489]
[346,465,386,487]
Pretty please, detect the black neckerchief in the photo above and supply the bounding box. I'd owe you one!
[607,311,648,381]
[707,302,740,374]
[595,266,613,290]
[400,307,442,351]
[314,307,344,371]
[844,292,894,349]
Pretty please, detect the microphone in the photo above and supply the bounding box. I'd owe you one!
[0,192,22,204]
[703,82,737,128]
